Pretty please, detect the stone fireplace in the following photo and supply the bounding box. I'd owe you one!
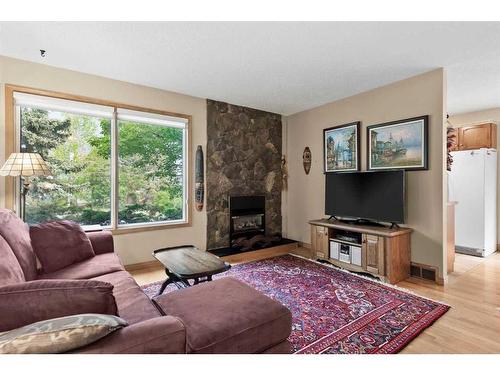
[206,99,282,250]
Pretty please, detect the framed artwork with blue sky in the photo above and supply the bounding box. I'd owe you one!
[367,116,428,171]
[323,122,361,173]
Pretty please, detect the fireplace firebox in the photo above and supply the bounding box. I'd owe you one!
[229,195,265,247]
[208,194,296,257]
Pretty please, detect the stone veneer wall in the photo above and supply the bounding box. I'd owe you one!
[206,99,282,249]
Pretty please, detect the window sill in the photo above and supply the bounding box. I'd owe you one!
[110,220,191,235]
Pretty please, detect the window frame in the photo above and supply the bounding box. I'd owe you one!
[4,84,192,234]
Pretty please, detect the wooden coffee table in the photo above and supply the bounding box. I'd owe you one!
[153,245,231,295]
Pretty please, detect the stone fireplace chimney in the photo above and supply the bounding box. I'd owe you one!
[206,99,282,250]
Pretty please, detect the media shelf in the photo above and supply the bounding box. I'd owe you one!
[309,219,413,284]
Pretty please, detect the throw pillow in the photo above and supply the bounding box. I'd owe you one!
[0,314,127,354]
[0,235,25,287]
[0,279,118,332]
[0,209,38,281]
[30,220,95,273]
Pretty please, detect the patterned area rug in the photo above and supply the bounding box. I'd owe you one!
[142,254,449,354]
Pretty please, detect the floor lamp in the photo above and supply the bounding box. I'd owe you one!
[0,153,52,222]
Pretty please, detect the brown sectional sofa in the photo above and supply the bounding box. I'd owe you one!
[0,209,292,353]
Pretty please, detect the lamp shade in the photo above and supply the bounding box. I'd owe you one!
[0,153,52,177]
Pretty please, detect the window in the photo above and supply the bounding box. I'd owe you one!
[117,110,186,226]
[13,91,189,229]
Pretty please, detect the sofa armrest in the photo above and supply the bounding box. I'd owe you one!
[73,316,186,354]
[0,279,117,332]
[86,231,114,255]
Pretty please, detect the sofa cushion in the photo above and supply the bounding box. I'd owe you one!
[0,235,25,287]
[0,314,127,354]
[73,316,185,354]
[37,252,124,280]
[0,279,118,332]
[0,209,37,281]
[153,277,292,354]
[86,231,114,255]
[92,271,161,325]
[30,220,95,273]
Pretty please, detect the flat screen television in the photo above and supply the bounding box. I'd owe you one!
[325,170,405,224]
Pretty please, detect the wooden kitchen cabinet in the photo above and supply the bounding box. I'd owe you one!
[457,123,496,150]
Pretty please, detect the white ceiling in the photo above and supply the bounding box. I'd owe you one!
[1,22,500,115]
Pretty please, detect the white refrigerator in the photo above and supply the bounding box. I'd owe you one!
[449,148,497,257]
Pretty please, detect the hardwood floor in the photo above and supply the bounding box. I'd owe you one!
[399,252,500,353]
[129,248,500,354]
[130,262,165,286]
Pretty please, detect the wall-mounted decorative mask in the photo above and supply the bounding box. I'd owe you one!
[303,147,312,174]
[281,155,288,190]
[195,145,204,211]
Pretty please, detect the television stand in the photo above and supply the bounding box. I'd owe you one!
[337,218,387,228]
[309,218,412,284]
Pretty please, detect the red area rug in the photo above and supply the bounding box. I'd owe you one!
[142,254,449,354]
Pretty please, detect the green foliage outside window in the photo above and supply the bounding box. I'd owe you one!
[21,107,184,226]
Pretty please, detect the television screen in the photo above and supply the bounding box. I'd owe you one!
[325,170,405,223]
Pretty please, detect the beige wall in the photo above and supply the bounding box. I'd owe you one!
[449,108,500,126]
[0,56,207,265]
[284,69,447,277]
[449,108,500,241]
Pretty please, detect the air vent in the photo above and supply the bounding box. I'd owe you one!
[410,264,421,277]
[421,268,436,281]
[410,263,437,282]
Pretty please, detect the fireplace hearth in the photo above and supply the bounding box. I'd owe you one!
[233,234,282,251]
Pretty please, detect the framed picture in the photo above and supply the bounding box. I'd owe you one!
[323,122,361,173]
[367,115,428,171]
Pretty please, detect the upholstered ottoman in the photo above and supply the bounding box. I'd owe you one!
[153,277,292,354]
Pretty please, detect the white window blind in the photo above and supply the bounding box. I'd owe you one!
[14,92,114,119]
[116,108,188,128]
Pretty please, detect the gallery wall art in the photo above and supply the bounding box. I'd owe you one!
[367,116,428,171]
[323,122,360,173]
